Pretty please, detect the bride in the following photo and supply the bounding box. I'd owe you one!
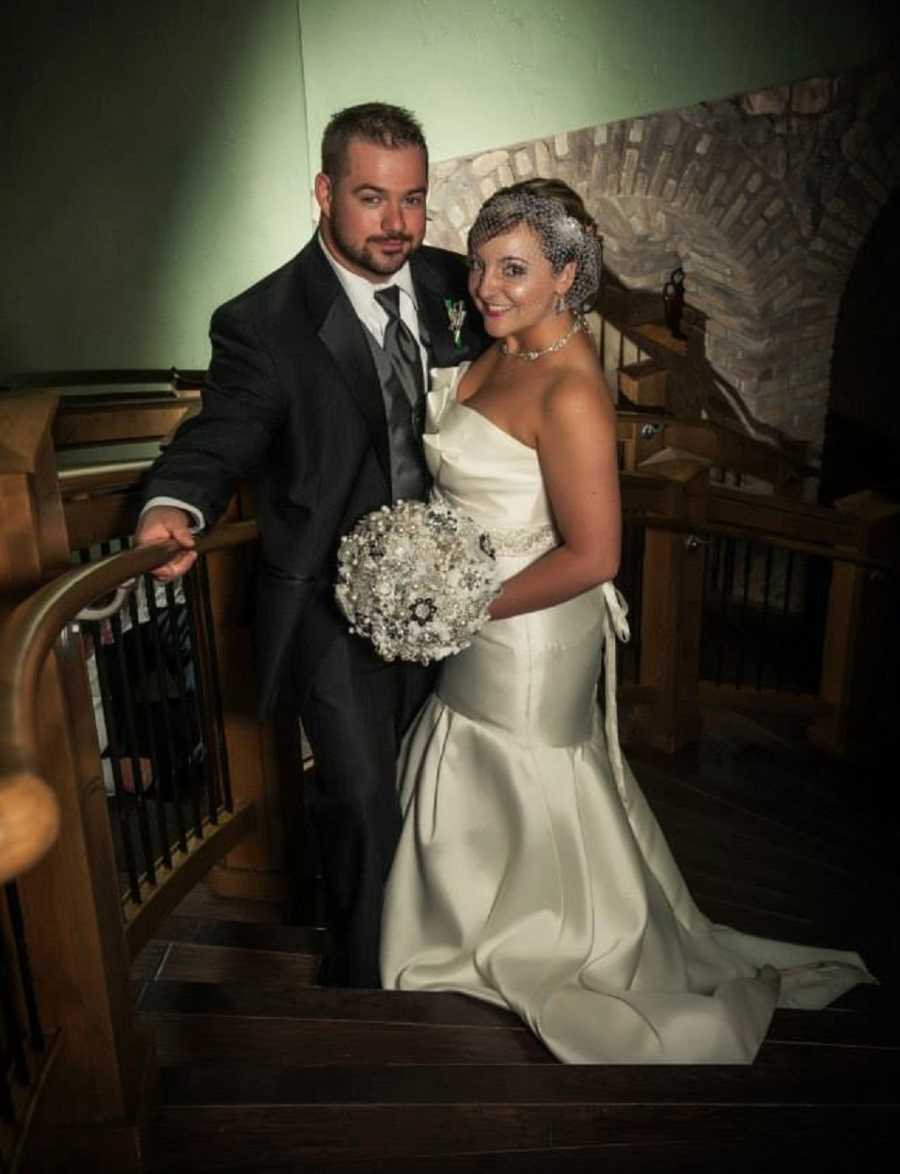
[379,178,873,1063]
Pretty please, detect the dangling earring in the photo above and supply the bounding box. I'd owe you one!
[555,293,566,314]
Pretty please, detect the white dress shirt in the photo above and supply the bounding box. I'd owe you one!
[144,235,429,532]
[317,234,429,384]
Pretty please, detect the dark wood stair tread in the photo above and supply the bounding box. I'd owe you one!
[148,940,320,985]
[143,1009,556,1065]
[144,1098,896,1173]
[142,1137,890,1174]
[139,977,898,1045]
[139,978,522,1028]
[150,916,327,953]
[630,739,892,858]
[155,1038,900,1106]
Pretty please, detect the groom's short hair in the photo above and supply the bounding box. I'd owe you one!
[322,102,428,180]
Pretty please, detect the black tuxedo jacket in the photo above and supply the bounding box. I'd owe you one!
[143,235,486,714]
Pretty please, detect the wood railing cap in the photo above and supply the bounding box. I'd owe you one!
[834,489,900,523]
[0,390,59,473]
[637,452,711,485]
[0,770,61,885]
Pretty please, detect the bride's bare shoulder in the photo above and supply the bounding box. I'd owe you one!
[540,352,615,434]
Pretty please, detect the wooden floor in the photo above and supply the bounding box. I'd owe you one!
[135,710,899,1173]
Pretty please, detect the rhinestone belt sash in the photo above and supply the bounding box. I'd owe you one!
[488,522,558,558]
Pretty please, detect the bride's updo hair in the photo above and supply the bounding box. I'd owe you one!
[468,178,602,312]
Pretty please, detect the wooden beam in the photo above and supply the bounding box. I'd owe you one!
[53,400,198,448]
[810,491,900,759]
[698,682,831,715]
[629,459,708,752]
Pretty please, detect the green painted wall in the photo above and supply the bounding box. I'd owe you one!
[299,0,883,168]
[2,1,310,372]
[1,0,885,375]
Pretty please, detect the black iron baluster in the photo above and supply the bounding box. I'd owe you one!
[715,536,734,684]
[180,569,221,826]
[776,549,797,692]
[811,557,832,694]
[3,885,43,1052]
[196,556,233,813]
[124,582,172,872]
[0,1066,14,1124]
[735,538,753,689]
[755,543,775,690]
[0,927,28,1086]
[629,523,645,684]
[144,579,189,855]
[109,608,157,887]
[90,621,141,903]
[163,578,205,841]
[700,532,715,682]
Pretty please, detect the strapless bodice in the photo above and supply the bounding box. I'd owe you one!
[424,368,558,560]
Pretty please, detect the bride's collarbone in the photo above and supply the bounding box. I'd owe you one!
[459,378,543,448]
[461,357,552,403]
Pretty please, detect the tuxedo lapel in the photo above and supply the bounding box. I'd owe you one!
[301,241,391,487]
[318,297,391,482]
[413,251,485,366]
[412,252,471,368]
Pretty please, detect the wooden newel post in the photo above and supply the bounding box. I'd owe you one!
[630,459,708,753]
[0,392,70,592]
[19,633,157,1172]
[0,393,154,1171]
[202,500,293,906]
[810,490,900,761]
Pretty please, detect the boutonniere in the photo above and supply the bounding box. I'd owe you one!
[444,298,466,348]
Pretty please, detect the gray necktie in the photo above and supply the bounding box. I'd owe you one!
[374,286,427,501]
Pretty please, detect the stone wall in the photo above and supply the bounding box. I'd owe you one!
[426,66,900,458]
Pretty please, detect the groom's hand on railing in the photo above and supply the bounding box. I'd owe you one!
[135,505,197,580]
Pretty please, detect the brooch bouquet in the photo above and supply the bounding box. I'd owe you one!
[335,500,501,664]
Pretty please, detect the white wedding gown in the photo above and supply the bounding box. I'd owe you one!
[380,370,874,1064]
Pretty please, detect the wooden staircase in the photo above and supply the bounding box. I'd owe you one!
[134,716,900,1174]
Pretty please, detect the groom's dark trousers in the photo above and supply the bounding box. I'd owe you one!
[300,633,435,986]
[141,235,483,987]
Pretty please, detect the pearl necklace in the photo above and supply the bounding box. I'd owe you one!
[500,314,588,361]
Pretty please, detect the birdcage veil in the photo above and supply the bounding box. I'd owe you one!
[468,185,602,312]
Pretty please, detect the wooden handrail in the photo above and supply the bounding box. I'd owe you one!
[601,303,809,490]
[1,367,204,390]
[58,459,152,495]
[0,520,258,884]
[0,390,58,474]
[53,393,201,449]
[621,512,891,570]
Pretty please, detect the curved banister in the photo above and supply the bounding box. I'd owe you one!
[621,512,891,570]
[602,309,810,487]
[0,519,258,884]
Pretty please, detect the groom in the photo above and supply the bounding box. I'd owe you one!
[136,102,485,987]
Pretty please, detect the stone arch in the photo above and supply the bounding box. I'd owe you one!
[427,66,900,459]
